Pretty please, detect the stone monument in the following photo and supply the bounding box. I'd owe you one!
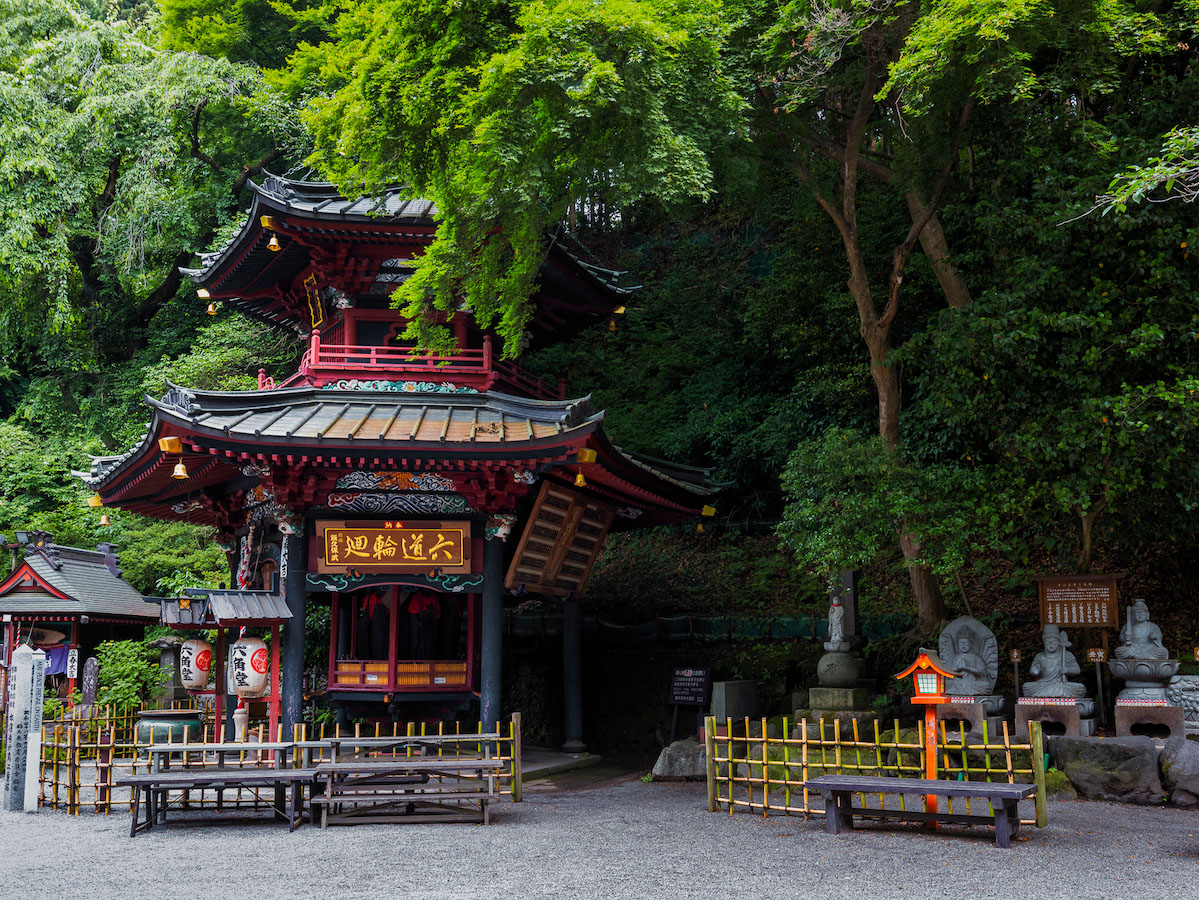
[3,644,47,812]
[1017,625,1096,736]
[149,636,188,701]
[1108,599,1184,738]
[79,656,99,716]
[935,616,1004,734]
[803,576,874,726]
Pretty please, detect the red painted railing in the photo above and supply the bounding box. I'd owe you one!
[263,334,565,399]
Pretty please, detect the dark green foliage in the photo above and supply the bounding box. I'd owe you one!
[94,639,161,707]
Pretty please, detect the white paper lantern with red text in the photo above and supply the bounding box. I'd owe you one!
[227,637,269,698]
[178,639,213,690]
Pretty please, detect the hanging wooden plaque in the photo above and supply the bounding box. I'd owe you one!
[314,519,472,574]
[505,482,614,596]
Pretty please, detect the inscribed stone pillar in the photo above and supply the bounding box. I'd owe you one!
[3,645,46,812]
[280,533,308,738]
[479,536,504,731]
[561,595,586,753]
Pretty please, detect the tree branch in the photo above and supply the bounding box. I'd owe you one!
[190,99,220,173]
[233,147,283,198]
[879,99,973,330]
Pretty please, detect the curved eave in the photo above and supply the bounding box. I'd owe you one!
[84,385,607,520]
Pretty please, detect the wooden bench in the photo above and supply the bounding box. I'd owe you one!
[118,766,318,836]
[312,756,504,827]
[806,774,1038,848]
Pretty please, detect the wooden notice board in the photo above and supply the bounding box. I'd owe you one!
[505,482,614,596]
[1033,574,1121,628]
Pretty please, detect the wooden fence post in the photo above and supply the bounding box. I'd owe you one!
[98,730,113,814]
[511,712,523,803]
[1030,721,1048,828]
[703,715,716,813]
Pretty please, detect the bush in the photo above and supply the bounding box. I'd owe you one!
[95,640,161,708]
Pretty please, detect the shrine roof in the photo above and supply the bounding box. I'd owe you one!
[86,383,605,487]
[183,174,635,332]
[82,384,721,525]
[0,539,159,621]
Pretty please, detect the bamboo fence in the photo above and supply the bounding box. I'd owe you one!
[705,715,1047,829]
[37,708,522,816]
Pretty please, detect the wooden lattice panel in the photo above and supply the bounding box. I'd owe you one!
[505,482,614,596]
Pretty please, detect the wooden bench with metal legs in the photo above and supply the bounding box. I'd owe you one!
[807,774,1037,848]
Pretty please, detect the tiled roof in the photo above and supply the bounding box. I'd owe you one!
[0,545,159,620]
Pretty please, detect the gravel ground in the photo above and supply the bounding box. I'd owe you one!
[1,778,1195,900]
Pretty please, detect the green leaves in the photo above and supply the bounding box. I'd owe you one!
[300,0,742,352]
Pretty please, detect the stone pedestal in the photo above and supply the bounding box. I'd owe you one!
[936,699,1004,736]
[1108,657,1180,702]
[1016,700,1095,737]
[807,686,870,710]
[793,710,880,733]
[1114,703,1186,739]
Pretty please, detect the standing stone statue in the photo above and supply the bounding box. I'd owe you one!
[1022,625,1088,699]
[1113,599,1168,659]
[823,597,850,652]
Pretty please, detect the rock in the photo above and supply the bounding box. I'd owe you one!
[1049,736,1165,804]
[651,738,707,781]
[1044,768,1078,799]
[1159,736,1199,808]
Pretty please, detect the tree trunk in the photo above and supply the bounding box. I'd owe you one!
[1076,495,1108,573]
[905,193,972,308]
[900,529,946,634]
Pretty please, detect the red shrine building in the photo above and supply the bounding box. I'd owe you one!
[84,174,720,746]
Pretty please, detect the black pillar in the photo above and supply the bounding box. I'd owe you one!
[281,534,307,737]
[479,536,504,731]
[561,595,586,752]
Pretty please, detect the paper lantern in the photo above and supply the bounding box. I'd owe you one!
[228,637,269,698]
[178,639,213,690]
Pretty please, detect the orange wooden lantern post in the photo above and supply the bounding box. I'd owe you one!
[896,649,956,818]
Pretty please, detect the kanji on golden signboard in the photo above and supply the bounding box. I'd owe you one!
[316,520,472,574]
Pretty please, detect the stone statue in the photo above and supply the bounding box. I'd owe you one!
[938,617,998,697]
[1109,600,1178,703]
[1113,599,1168,660]
[1022,625,1087,698]
[823,597,850,652]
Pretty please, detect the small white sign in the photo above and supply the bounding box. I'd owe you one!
[66,648,78,679]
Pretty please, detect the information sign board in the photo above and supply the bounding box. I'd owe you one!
[1033,575,1120,628]
[669,667,710,706]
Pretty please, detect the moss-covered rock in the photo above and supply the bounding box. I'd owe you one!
[1044,768,1078,799]
[1049,736,1165,804]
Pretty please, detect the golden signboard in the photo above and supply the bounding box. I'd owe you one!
[315,520,471,574]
